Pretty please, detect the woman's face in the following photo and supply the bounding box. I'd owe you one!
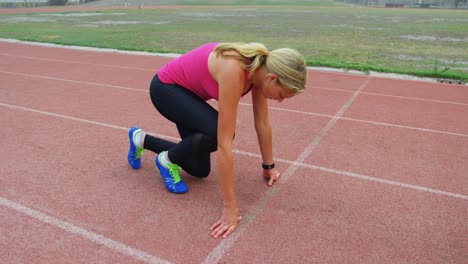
[262,73,295,102]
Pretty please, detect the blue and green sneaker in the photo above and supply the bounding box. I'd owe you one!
[155,152,188,194]
[127,127,144,169]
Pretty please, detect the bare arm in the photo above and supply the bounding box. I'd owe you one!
[217,69,242,210]
[252,86,281,186]
[209,57,244,238]
[252,86,273,165]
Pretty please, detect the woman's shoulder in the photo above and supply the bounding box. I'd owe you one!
[209,52,244,80]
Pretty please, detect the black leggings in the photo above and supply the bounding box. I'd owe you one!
[144,74,218,178]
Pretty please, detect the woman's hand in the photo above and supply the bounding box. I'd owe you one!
[263,169,281,186]
[210,207,242,239]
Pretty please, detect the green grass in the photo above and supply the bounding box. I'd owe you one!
[1,4,467,80]
[136,0,343,6]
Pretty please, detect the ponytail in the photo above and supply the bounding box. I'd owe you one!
[214,42,269,79]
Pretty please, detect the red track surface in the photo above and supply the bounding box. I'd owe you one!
[0,41,467,263]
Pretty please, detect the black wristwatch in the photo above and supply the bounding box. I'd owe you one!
[262,163,275,170]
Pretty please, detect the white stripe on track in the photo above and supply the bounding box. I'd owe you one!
[307,85,468,107]
[234,150,467,200]
[239,103,468,138]
[1,101,466,201]
[0,102,179,142]
[2,101,465,201]
[1,69,467,139]
[0,53,155,71]
[0,70,147,92]
[360,91,468,107]
[0,197,173,264]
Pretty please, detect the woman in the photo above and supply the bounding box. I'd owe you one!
[127,42,307,239]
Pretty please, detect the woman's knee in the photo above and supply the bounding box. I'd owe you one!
[192,133,217,153]
[192,167,211,179]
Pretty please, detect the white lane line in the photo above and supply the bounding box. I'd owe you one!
[306,85,355,93]
[2,69,466,139]
[2,70,464,140]
[360,91,468,106]
[239,103,468,138]
[202,77,372,263]
[1,101,467,200]
[239,102,332,119]
[301,163,468,200]
[0,70,147,93]
[0,53,156,71]
[0,102,179,142]
[338,116,468,138]
[0,197,173,264]
[2,101,465,201]
[234,150,468,200]
[307,85,468,106]
[2,101,464,200]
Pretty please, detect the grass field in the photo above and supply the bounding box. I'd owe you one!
[1,2,467,80]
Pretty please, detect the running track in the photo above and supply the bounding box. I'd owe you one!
[0,40,467,263]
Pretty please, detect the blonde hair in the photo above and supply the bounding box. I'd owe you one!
[214,42,307,94]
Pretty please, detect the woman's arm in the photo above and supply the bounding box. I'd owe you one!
[252,87,281,186]
[252,87,273,164]
[209,58,244,239]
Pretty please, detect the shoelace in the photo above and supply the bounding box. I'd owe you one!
[134,147,144,160]
[167,163,182,183]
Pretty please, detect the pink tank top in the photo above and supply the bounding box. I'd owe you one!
[157,43,251,101]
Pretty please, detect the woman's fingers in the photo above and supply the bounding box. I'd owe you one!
[268,171,281,186]
[210,219,223,231]
[210,216,242,239]
[212,224,230,238]
[222,225,237,238]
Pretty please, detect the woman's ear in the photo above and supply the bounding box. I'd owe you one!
[266,73,278,82]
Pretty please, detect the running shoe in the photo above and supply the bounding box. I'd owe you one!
[127,127,144,169]
[155,152,188,194]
